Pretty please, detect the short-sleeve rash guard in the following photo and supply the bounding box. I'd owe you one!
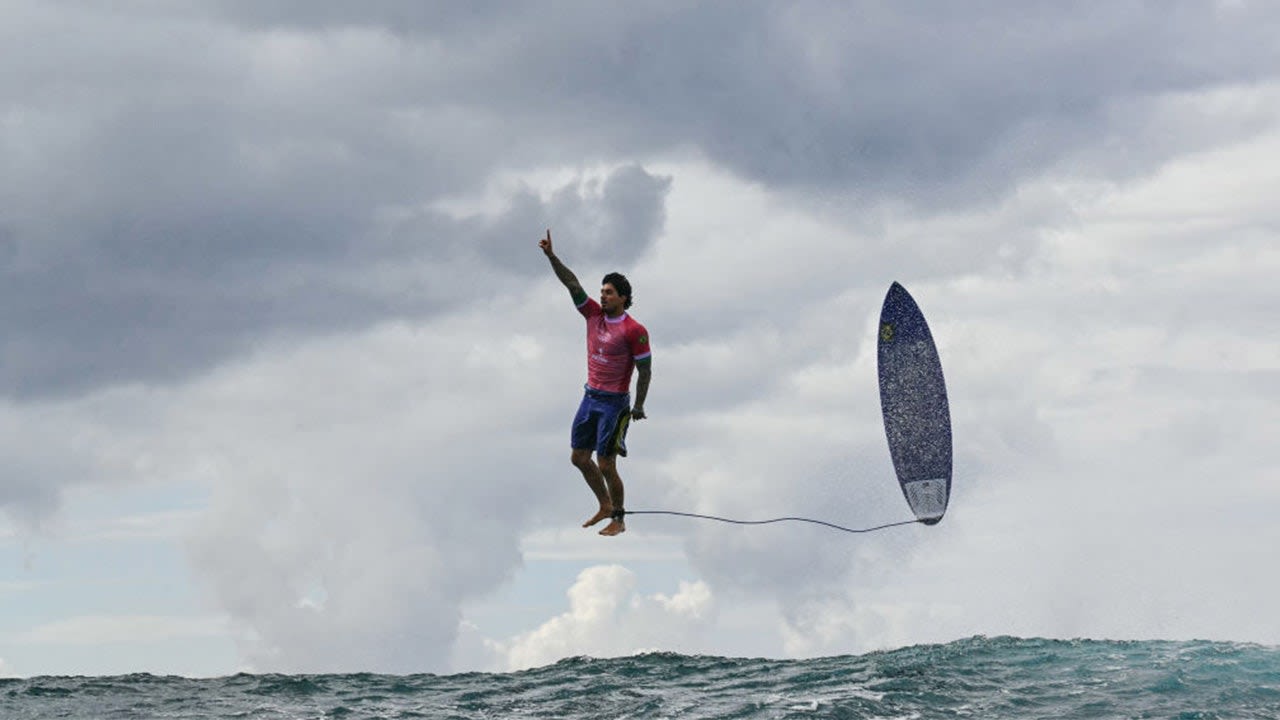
[577,297,650,394]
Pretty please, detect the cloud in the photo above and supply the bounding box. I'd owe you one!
[176,317,553,673]
[7,2,1277,400]
[7,1,683,400]
[0,156,667,400]
[182,2,1280,202]
[0,580,41,595]
[13,614,227,646]
[488,565,714,671]
[0,392,156,530]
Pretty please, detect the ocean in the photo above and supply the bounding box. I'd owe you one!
[2,636,1277,719]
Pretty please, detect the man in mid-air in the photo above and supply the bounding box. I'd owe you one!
[539,230,651,537]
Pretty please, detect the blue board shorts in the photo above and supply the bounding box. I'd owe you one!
[571,386,632,457]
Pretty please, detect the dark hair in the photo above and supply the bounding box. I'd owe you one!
[602,272,633,309]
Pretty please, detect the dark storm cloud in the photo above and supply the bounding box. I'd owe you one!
[0,160,668,398]
[3,1,1276,399]
[204,1,1280,194]
[2,1,682,399]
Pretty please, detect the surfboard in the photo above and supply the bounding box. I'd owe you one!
[877,282,952,525]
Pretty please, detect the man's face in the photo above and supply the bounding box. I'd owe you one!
[600,283,625,314]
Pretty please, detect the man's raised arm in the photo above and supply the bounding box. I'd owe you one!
[538,229,588,304]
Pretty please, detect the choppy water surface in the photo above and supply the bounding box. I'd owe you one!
[3,636,1278,719]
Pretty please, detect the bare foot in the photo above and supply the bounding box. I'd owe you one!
[599,519,626,536]
[583,506,613,528]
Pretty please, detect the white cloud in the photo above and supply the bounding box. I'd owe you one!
[0,580,40,595]
[491,565,714,672]
[73,508,205,543]
[14,615,227,647]
[519,527,686,562]
[177,315,555,673]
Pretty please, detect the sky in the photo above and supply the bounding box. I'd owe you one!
[1,1,1278,678]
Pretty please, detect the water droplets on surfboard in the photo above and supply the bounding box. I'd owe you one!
[877,281,952,525]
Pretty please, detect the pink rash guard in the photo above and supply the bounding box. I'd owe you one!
[577,297,650,394]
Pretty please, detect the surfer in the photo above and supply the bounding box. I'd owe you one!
[539,229,652,537]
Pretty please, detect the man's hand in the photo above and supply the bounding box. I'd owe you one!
[631,405,646,421]
[539,229,554,257]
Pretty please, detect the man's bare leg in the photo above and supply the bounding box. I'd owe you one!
[597,454,626,536]
[571,449,613,527]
